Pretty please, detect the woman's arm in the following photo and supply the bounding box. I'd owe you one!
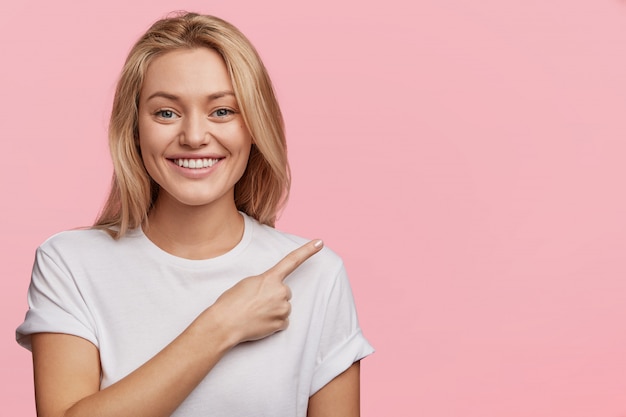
[307,361,361,417]
[31,240,323,417]
[32,310,232,417]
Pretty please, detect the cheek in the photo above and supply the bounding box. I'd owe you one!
[236,141,253,169]
[136,121,161,177]
[219,125,252,155]
[231,142,253,182]
[137,120,167,156]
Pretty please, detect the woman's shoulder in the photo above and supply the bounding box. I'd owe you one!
[37,227,141,259]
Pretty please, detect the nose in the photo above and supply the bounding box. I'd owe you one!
[180,112,210,148]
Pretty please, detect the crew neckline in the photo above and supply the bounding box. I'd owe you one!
[133,212,254,269]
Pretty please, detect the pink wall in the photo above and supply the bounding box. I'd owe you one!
[2,1,626,415]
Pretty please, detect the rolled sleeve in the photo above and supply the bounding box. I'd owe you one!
[16,247,97,350]
[310,265,374,395]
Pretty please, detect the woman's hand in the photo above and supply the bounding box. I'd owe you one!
[32,239,324,417]
[210,239,324,344]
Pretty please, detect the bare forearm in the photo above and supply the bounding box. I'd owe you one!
[33,241,323,417]
[35,308,236,417]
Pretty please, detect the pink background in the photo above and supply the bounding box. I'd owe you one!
[2,1,626,416]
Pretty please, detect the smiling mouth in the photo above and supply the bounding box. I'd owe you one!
[172,158,222,169]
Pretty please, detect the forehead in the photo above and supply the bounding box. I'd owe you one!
[141,48,233,98]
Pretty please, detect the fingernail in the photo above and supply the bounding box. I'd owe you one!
[314,239,324,248]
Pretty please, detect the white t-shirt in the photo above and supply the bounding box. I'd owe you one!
[16,213,374,416]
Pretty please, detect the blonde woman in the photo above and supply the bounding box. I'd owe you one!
[16,12,373,417]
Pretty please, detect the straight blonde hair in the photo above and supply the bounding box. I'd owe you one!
[95,12,290,237]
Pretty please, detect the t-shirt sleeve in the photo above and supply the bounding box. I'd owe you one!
[310,264,374,395]
[16,247,98,351]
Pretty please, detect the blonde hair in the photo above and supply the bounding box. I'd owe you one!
[94,12,290,237]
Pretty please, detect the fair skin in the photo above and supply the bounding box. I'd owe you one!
[31,47,361,417]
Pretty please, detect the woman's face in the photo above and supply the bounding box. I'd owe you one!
[137,47,252,209]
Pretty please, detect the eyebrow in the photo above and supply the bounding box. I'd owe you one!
[146,90,236,102]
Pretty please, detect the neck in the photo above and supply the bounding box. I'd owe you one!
[143,194,244,260]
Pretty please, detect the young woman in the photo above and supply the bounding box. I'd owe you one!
[16,12,373,417]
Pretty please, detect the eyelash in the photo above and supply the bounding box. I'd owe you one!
[153,108,236,120]
[154,109,179,120]
[211,108,236,118]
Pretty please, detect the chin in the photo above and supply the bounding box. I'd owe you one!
[160,189,235,209]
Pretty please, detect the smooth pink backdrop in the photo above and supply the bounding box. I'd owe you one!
[2,1,626,416]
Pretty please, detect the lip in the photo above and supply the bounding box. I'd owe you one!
[166,157,224,179]
[167,153,226,160]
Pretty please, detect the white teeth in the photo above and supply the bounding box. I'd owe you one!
[174,158,220,169]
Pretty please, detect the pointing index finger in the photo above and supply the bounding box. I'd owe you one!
[267,239,324,281]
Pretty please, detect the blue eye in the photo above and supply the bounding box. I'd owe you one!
[156,109,177,119]
[212,108,234,118]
